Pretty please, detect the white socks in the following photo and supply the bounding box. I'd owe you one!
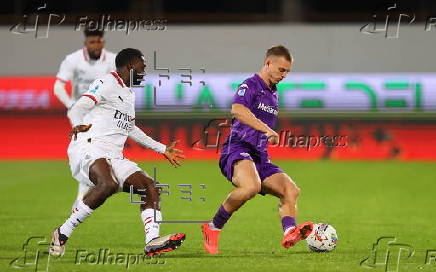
[59,203,162,244]
[60,200,93,237]
[209,222,221,231]
[141,209,162,244]
[71,184,90,211]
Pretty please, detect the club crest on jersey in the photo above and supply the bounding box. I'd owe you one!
[257,102,278,115]
[237,83,248,96]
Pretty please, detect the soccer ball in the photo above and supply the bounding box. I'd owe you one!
[306,223,338,252]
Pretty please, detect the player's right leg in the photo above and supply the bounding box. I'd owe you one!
[122,171,186,256]
[71,183,91,211]
[223,159,262,213]
[260,172,313,248]
[49,158,119,256]
[202,159,261,254]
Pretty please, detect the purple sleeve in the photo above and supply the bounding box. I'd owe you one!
[233,82,254,108]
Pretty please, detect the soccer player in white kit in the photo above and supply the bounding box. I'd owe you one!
[54,28,116,208]
[49,48,186,257]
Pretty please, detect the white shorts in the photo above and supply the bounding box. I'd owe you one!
[67,139,142,190]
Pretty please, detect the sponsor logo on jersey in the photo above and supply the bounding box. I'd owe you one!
[257,102,278,115]
[114,110,134,131]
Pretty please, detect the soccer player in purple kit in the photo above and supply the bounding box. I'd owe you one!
[202,45,313,254]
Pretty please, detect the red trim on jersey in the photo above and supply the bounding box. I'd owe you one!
[111,72,125,87]
[83,94,97,104]
[56,77,68,83]
[83,48,89,61]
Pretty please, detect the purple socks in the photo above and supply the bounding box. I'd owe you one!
[212,206,295,232]
[281,216,296,232]
[212,205,232,229]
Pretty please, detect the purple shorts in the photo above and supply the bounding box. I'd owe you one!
[219,140,283,184]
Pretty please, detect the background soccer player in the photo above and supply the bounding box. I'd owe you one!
[49,48,186,257]
[202,45,313,254]
[54,28,116,208]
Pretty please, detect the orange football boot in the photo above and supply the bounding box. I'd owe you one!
[281,221,314,248]
[201,223,221,254]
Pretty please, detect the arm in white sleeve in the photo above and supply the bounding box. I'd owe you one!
[129,126,167,154]
[67,96,95,126]
[54,79,74,108]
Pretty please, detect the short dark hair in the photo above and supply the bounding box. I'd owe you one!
[115,48,143,68]
[266,45,292,62]
[84,28,104,38]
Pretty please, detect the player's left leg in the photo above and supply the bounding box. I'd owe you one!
[262,172,300,220]
[202,159,262,254]
[122,171,186,256]
[50,158,120,257]
[261,172,313,248]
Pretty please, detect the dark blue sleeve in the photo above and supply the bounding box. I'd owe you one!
[232,82,255,108]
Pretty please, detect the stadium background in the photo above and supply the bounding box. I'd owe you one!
[1,1,436,272]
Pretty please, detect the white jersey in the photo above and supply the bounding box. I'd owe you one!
[56,48,116,101]
[77,72,135,149]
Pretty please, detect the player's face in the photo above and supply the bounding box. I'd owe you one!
[267,56,292,85]
[128,56,146,85]
[84,36,105,59]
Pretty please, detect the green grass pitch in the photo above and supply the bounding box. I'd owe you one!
[1,160,435,272]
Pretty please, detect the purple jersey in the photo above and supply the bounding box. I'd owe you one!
[228,73,279,153]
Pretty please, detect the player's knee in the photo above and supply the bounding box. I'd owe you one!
[143,178,160,196]
[146,183,160,197]
[286,183,300,199]
[281,180,300,199]
[97,179,119,196]
[293,186,301,198]
[242,182,261,199]
[154,186,160,196]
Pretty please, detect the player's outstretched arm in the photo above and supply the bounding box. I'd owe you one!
[54,79,74,109]
[68,96,95,140]
[54,55,75,108]
[129,126,185,167]
[231,103,279,144]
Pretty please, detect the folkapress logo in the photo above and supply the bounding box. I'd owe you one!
[9,236,166,271]
[10,3,166,39]
[360,237,436,272]
[75,249,165,269]
[10,236,50,272]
